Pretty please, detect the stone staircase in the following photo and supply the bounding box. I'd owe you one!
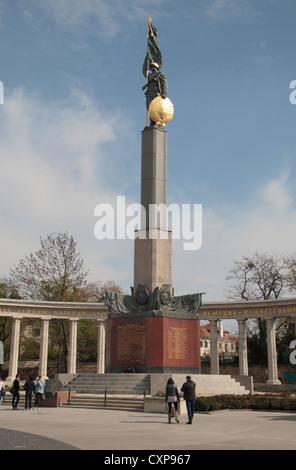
[149,373,253,396]
[63,373,149,411]
[64,394,144,412]
[62,373,252,411]
[2,374,252,412]
[66,373,151,395]
[194,374,251,395]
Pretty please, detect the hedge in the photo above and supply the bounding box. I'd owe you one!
[195,395,296,412]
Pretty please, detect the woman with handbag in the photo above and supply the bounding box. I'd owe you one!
[165,378,180,424]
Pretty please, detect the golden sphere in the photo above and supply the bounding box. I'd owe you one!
[149,96,174,127]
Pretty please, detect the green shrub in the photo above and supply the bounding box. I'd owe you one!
[195,394,296,412]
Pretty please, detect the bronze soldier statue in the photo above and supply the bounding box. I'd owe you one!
[142,62,168,125]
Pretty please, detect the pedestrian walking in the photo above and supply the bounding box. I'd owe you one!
[181,375,196,424]
[34,375,45,409]
[24,376,35,410]
[165,378,180,424]
[12,373,21,410]
[0,377,5,406]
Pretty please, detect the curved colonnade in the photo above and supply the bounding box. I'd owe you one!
[1,297,296,384]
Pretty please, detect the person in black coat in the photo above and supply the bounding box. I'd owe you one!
[24,376,35,410]
[12,373,21,410]
[165,378,180,424]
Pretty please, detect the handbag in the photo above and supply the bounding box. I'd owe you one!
[0,387,5,396]
[9,387,15,395]
[167,395,177,403]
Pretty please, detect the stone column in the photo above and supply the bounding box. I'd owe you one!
[134,126,172,292]
[266,318,281,384]
[210,319,219,374]
[238,319,248,376]
[39,319,49,378]
[68,319,78,374]
[140,126,167,229]
[7,317,21,383]
[97,320,106,374]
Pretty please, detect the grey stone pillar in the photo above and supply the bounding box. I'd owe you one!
[238,319,248,376]
[68,319,78,374]
[97,320,106,374]
[266,318,281,384]
[210,319,219,374]
[7,317,21,383]
[134,126,172,292]
[39,319,49,378]
[141,126,167,227]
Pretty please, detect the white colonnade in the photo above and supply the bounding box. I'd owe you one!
[6,316,107,382]
[0,299,109,383]
[3,297,296,385]
[208,318,281,384]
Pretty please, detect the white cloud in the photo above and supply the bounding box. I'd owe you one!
[171,171,296,303]
[1,87,114,196]
[260,169,292,210]
[22,0,158,38]
[0,86,134,285]
[1,89,296,312]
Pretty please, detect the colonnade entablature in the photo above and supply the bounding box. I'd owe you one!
[199,298,296,320]
[1,297,296,386]
[0,299,109,383]
[199,298,296,385]
[0,298,109,320]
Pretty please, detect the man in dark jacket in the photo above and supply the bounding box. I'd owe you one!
[24,376,35,410]
[181,375,196,424]
[12,373,21,410]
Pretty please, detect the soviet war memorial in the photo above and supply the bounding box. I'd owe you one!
[1,3,296,455]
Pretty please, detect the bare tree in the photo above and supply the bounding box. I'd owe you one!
[79,280,123,302]
[9,232,89,372]
[226,252,288,301]
[9,232,89,301]
[284,254,296,293]
[7,234,125,371]
[226,252,290,364]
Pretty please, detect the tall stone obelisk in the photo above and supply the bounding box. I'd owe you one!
[134,126,172,293]
[105,17,201,374]
[134,15,174,293]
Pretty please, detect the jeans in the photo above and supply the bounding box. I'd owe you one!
[34,392,43,408]
[186,400,195,423]
[25,391,33,409]
[12,390,20,409]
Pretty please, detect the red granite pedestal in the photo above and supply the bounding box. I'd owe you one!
[105,315,201,373]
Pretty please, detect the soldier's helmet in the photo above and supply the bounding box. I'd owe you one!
[149,62,159,70]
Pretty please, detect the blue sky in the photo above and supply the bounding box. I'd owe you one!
[1,0,296,332]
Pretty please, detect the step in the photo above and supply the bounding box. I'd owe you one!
[64,394,144,411]
[68,389,147,395]
[66,373,151,395]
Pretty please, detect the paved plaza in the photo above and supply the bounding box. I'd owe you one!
[0,403,296,451]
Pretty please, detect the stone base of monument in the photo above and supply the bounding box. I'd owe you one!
[144,396,186,415]
[105,314,201,374]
